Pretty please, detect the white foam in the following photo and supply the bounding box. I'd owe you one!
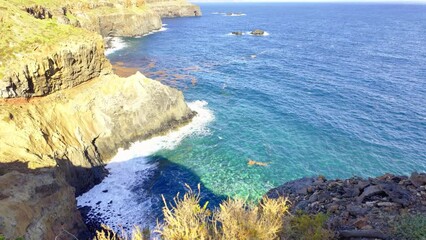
[133,27,169,39]
[105,37,127,55]
[247,31,270,36]
[224,13,246,17]
[227,32,246,36]
[77,100,214,231]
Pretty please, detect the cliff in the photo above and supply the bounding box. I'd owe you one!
[0,0,200,239]
[146,0,202,17]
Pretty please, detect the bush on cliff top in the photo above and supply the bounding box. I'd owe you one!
[96,184,334,240]
[393,213,426,240]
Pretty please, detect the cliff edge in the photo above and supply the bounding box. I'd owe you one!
[0,0,200,239]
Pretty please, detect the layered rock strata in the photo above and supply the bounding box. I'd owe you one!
[146,0,202,17]
[0,0,199,239]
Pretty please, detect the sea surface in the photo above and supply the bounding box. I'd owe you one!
[78,3,426,230]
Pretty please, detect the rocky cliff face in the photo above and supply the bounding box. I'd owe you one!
[0,169,88,240]
[0,72,194,191]
[0,0,200,239]
[146,0,202,17]
[0,35,109,98]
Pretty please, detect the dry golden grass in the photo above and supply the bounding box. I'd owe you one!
[213,196,289,240]
[97,186,335,240]
[155,184,212,240]
[155,184,289,240]
[95,225,148,240]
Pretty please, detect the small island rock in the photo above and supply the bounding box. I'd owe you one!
[251,29,265,36]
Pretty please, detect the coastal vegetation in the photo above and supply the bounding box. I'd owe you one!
[393,214,426,240]
[95,185,333,240]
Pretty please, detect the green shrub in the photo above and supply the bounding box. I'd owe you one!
[284,211,334,240]
[394,214,426,240]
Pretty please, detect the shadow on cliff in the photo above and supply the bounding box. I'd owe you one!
[0,156,227,238]
[0,159,107,198]
[0,160,99,239]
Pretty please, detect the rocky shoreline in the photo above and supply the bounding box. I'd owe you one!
[267,172,426,239]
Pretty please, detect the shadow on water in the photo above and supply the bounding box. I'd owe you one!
[78,155,227,236]
[132,155,227,222]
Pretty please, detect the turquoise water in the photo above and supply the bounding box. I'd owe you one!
[84,3,426,227]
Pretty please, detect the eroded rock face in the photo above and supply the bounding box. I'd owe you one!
[0,72,194,194]
[77,10,162,37]
[0,0,200,238]
[145,0,202,17]
[0,34,109,98]
[0,170,88,240]
[267,173,426,239]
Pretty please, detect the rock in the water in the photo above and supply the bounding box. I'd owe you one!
[251,29,265,36]
[231,31,243,36]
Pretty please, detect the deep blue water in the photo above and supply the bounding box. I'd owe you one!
[104,2,425,216]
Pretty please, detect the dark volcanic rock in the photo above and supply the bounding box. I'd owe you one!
[266,173,426,239]
[410,172,426,187]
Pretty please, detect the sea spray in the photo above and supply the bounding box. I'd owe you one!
[77,100,214,230]
[105,37,127,55]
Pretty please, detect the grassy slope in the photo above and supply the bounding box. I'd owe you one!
[0,1,89,79]
[0,0,151,80]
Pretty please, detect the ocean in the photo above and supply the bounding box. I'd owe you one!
[77,3,426,230]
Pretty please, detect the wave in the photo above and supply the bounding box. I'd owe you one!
[76,100,214,231]
[212,12,246,17]
[224,13,246,17]
[226,32,247,36]
[246,31,270,36]
[105,37,127,55]
[134,27,169,38]
[227,31,270,36]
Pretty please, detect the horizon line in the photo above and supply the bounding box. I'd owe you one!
[190,0,426,3]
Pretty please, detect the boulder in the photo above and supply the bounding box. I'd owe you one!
[410,172,426,187]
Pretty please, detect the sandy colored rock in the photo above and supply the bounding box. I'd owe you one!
[0,170,88,240]
[0,72,194,192]
[145,0,202,17]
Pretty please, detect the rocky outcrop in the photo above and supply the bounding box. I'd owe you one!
[0,169,88,240]
[0,72,194,193]
[0,0,200,238]
[267,173,426,239]
[251,29,265,36]
[0,34,109,98]
[145,0,202,17]
[74,8,162,37]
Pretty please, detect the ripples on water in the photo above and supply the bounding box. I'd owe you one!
[79,3,426,230]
